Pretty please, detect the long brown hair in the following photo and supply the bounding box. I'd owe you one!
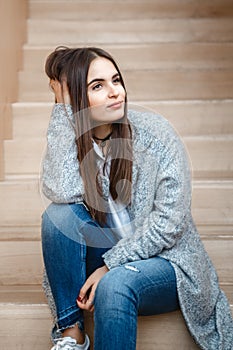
[45,46,132,225]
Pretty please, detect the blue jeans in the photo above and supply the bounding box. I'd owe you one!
[41,203,179,349]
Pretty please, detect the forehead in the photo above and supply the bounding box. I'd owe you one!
[87,57,118,80]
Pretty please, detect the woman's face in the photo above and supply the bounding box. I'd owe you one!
[87,57,126,123]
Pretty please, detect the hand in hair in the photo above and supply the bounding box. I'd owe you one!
[49,79,70,104]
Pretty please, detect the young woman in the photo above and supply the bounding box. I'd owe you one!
[41,47,233,350]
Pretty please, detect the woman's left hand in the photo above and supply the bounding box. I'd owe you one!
[77,265,109,312]
[49,79,71,104]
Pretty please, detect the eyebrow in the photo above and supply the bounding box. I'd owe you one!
[87,73,119,86]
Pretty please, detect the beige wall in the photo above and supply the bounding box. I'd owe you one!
[0,0,27,180]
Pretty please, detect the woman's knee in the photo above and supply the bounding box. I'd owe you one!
[94,267,138,311]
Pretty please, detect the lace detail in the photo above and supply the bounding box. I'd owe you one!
[51,335,90,350]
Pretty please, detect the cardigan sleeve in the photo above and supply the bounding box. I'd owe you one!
[103,117,192,269]
[41,103,84,203]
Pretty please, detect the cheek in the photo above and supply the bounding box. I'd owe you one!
[89,105,107,122]
[88,94,96,108]
[88,92,104,108]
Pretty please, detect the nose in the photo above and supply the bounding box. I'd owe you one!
[108,83,119,98]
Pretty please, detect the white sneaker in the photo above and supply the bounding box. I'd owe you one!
[51,335,90,350]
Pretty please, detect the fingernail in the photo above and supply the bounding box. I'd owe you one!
[77,296,82,302]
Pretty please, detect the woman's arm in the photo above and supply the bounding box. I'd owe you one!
[42,80,84,202]
[103,119,192,269]
[41,102,84,203]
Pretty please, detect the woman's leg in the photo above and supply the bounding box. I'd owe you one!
[94,257,179,350]
[41,202,117,339]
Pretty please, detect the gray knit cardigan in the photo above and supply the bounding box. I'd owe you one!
[42,104,233,349]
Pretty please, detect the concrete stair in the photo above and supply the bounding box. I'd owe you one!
[0,286,201,350]
[18,68,233,102]
[27,18,233,45]
[28,0,233,20]
[11,100,233,138]
[4,135,233,179]
[23,43,233,71]
[1,0,233,349]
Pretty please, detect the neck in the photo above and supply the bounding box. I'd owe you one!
[93,124,112,140]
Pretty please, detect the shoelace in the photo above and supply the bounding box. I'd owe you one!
[54,337,77,349]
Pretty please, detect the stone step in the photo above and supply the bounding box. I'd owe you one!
[0,303,52,350]
[191,180,233,227]
[28,0,233,20]
[18,69,233,102]
[23,43,233,71]
[12,102,52,139]
[4,138,46,175]
[185,136,233,179]
[0,299,232,350]
[4,284,233,307]
[0,241,43,285]
[0,178,232,229]
[0,224,41,241]
[0,285,47,304]
[4,136,233,179]
[0,232,232,284]
[0,178,44,228]
[0,302,197,349]
[11,100,233,139]
[27,18,233,46]
[0,223,232,243]
[0,283,232,350]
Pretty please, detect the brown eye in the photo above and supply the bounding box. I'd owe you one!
[92,83,102,91]
[113,77,121,84]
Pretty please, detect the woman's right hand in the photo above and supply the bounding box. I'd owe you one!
[49,79,71,104]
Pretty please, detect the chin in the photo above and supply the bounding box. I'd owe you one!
[108,113,125,123]
[90,105,125,124]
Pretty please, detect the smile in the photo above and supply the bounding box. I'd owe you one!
[107,101,124,109]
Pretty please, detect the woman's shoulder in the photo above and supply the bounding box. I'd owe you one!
[127,108,180,143]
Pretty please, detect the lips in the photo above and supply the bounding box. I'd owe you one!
[107,101,123,109]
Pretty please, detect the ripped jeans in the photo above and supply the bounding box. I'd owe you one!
[41,202,179,349]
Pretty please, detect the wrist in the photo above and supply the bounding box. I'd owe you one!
[56,95,70,104]
[103,265,109,272]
